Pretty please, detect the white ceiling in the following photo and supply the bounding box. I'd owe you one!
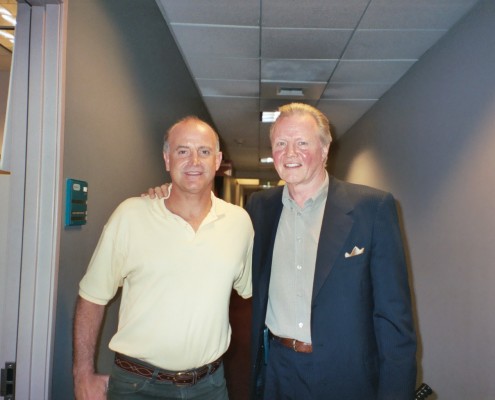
[156,0,478,179]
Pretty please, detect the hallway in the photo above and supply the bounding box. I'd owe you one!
[224,292,252,400]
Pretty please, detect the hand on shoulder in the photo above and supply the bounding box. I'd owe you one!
[141,183,171,199]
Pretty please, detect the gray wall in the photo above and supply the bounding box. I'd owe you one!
[332,0,495,398]
[51,0,212,398]
[0,70,9,158]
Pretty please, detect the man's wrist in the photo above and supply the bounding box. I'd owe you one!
[73,364,95,380]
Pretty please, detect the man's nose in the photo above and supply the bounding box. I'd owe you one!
[285,142,296,156]
[190,151,200,165]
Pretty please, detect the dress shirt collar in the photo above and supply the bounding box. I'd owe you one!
[282,172,329,211]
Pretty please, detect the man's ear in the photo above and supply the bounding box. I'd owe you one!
[322,143,330,161]
[215,151,223,171]
[163,152,170,172]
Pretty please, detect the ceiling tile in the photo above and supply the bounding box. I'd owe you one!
[197,79,259,97]
[262,0,370,28]
[157,0,260,26]
[203,96,260,142]
[331,60,416,83]
[186,55,260,80]
[321,82,392,100]
[261,28,352,59]
[170,24,259,58]
[360,0,479,29]
[343,29,448,60]
[261,59,338,82]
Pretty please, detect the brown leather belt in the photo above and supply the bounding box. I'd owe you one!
[114,353,222,386]
[271,333,313,353]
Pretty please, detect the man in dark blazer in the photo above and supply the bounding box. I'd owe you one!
[245,103,416,399]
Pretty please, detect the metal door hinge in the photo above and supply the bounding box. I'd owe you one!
[0,362,15,399]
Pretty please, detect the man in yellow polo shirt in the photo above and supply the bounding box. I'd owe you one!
[72,116,253,400]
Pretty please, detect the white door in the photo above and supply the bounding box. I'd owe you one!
[0,2,66,399]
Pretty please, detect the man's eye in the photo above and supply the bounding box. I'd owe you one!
[275,141,286,148]
[200,149,211,156]
[177,149,189,156]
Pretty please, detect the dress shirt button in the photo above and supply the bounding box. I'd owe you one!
[296,265,302,270]
[298,322,304,328]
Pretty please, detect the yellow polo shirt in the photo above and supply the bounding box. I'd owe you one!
[79,193,253,370]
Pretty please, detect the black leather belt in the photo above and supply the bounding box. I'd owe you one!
[115,353,222,385]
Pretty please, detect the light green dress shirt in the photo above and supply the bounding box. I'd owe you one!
[266,174,329,343]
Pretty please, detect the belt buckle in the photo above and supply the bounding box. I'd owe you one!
[292,339,298,352]
[174,370,197,386]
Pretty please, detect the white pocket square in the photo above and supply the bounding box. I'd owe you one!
[345,246,365,258]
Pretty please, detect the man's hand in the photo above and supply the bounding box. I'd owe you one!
[142,183,171,199]
[74,372,109,400]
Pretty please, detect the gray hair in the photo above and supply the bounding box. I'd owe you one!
[270,103,332,147]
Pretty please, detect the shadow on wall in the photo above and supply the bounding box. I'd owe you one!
[393,199,425,388]
[98,0,214,151]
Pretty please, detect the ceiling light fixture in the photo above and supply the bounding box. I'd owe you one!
[277,87,304,96]
[261,111,280,123]
[260,157,274,164]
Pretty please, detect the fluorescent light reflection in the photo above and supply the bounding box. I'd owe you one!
[1,14,16,25]
[0,31,14,40]
[261,111,280,123]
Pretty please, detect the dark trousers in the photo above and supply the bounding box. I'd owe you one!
[262,338,314,400]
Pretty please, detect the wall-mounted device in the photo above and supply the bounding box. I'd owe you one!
[65,179,88,227]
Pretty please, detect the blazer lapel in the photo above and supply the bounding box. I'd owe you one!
[312,177,354,302]
[257,188,283,307]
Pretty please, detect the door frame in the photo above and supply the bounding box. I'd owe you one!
[0,1,66,398]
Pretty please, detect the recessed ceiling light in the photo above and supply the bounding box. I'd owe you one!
[277,87,303,96]
[261,111,280,123]
[260,157,273,164]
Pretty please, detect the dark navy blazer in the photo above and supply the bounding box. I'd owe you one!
[245,176,417,400]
